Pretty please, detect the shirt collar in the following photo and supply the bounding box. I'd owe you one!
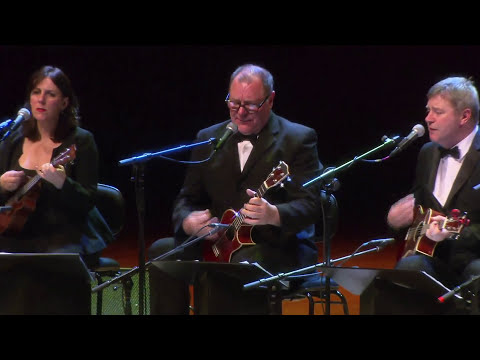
[454,125,478,160]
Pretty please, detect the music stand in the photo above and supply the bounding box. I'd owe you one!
[0,253,93,315]
[151,260,278,315]
[317,266,462,315]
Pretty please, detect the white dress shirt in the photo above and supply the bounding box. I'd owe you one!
[238,140,253,172]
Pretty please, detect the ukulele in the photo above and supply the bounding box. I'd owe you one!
[0,145,77,234]
[399,205,470,259]
[202,161,290,263]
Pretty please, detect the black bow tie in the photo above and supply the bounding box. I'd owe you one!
[439,146,460,160]
[236,133,259,144]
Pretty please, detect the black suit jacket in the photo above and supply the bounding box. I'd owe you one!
[412,131,480,274]
[172,112,323,273]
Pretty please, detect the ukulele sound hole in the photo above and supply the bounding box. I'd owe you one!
[225,227,236,240]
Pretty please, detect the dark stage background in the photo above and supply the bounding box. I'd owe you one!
[1,45,479,263]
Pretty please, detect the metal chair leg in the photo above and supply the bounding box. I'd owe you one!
[333,290,349,315]
[122,276,134,315]
[306,290,349,315]
[95,273,104,315]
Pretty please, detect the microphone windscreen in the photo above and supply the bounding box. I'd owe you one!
[17,108,31,120]
[413,124,425,137]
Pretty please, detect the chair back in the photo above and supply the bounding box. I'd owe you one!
[95,183,126,238]
[316,190,339,265]
[92,184,132,315]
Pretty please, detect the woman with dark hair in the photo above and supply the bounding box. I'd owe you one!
[0,65,112,269]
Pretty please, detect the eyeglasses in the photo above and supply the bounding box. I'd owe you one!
[225,93,270,113]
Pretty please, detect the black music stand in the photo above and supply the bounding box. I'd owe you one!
[0,253,93,315]
[316,266,464,315]
[151,260,278,315]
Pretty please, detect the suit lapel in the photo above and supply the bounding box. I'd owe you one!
[444,131,480,208]
[426,146,442,193]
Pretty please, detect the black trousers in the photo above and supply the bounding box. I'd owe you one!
[148,237,271,315]
[149,264,271,315]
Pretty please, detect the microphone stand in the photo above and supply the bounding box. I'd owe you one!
[92,226,223,293]
[118,138,216,315]
[299,135,397,313]
[118,138,215,166]
[302,136,397,312]
[303,135,398,188]
[318,179,339,315]
[132,163,145,316]
[243,245,385,290]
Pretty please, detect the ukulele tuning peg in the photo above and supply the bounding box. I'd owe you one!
[450,209,460,218]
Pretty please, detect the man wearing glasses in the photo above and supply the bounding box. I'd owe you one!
[148,64,324,314]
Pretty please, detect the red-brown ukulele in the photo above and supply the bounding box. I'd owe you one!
[0,145,77,234]
[399,205,470,259]
[202,161,290,263]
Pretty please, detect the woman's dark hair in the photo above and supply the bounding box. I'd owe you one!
[23,65,80,141]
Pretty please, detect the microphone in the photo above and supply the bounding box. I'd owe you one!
[0,119,13,138]
[437,274,480,303]
[334,237,396,267]
[207,223,230,229]
[1,108,31,141]
[0,205,13,213]
[214,122,238,151]
[365,238,395,249]
[389,124,425,157]
[438,286,462,304]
